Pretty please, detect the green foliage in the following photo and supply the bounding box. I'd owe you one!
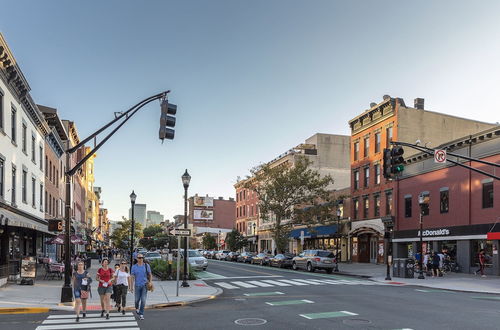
[139,225,171,250]
[110,219,143,249]
[202,233,217,250]
[245,157,333,254]
[150,259,196,280]
[225,229,249,252]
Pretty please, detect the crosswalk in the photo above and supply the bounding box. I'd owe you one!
[213,278,385,290]
[35,312,140,330]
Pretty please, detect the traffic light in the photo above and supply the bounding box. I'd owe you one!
[159,99,176,141]
[383,148,392,179]
[390,146,405,175]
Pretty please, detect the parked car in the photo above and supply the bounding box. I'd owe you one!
[251,253,274,266]
[269,253,295,268]
[203,250,213,259]
[292,250,335,273]
[187,250,208,271]
[237,252,255,263]
[144,251,162,263]
[225,252,240,262]
[216,250,231,260]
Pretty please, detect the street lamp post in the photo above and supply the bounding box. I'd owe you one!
[252,223,256,253]
[129,191,137,268]
[334,209,341,272]
[181,169,191,288]
[418,192,429,279]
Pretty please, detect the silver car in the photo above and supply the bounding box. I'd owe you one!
[186,250,208,271]
[292,250,335,273]
[144,251,162,263]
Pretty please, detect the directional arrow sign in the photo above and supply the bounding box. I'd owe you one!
[171,229,191,237]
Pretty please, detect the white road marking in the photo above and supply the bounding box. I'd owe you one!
[260,280,291,286]
[277,279,309,286]
[35,322,139,330]
[232,281,257,288]
[214,282,239,289]
[292,279,324,285]
[247,280,274,287]
[47,313,133,319]
[43,317,136,324]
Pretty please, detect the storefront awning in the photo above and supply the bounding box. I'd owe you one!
[0,207,52,235]
[290,225,338,239]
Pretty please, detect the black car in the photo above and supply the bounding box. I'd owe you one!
[269,253,295,268]
[225,252,240,262]
[237,252,255,263]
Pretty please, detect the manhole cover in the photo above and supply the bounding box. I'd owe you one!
[234,318,268,326]
[342,318,372,326]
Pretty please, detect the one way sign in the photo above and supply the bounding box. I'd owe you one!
[170,229,191,237]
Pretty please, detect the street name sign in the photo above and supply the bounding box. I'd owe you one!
[171,229,191,237]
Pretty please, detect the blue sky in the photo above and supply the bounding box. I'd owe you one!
[2,0,500,222]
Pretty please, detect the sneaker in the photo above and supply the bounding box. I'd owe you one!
[106,313,110,320]
[136,309,139,314]
[139,315,144,320]
[101,310,105,317]
[482,275,487,277]
[76,316,79,322]
[82,312,86,318]
[122,310,126,315]
[117,306,121,312]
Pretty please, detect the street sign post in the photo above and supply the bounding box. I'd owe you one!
[434,149,446,164]
[171,229,191,237]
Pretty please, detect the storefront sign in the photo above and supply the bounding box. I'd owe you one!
[20,256,36,278]
[417,229,450,237]
[395,223,494,240]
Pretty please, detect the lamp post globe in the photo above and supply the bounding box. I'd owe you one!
[181,170,190,288]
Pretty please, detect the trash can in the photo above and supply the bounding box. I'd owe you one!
[392,258,401,277]
[402,258,415,278]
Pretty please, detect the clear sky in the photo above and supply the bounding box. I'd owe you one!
[2,0,500,222]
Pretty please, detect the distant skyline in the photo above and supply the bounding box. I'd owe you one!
[2,0,500,222]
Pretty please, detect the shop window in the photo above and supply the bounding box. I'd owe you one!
[440,189,449,213]
[471,240,493,267]
[363,197,369,218]
[353,142,359,161]
[405,196,412,217]
[374,195,380,217]
[482,181,493,208]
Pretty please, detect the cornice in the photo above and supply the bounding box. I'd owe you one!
[348,98,397,135]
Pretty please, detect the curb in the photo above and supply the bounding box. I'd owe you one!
[0,288,223,315]
[369,278,500,295]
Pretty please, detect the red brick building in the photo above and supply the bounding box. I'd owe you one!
[393,126,500,275]
[348,96,496,263]
[188,194,235,230]
[234,181,259,252]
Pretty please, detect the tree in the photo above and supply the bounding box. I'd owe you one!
[201,233,217,250]
[110,219,143,250]
[225,229,249,252]
[244,157,333,254]
[139,225,167,250]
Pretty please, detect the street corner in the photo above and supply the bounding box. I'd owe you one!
[0,307,50,315]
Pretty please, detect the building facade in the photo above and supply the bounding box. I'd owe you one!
[129,203,147,228]
[348,96,497,263]
[146,210,164,226]
[393,126,500,275]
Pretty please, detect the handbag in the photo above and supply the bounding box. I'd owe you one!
[81,289,89,299]
[146,281,154,292]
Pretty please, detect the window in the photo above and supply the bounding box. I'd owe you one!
[440,189,449,213]
[353,170,359,189]
[405,196,412,217]
[482,181,494,208]
[31,135,36,163]
[386,126,393,148]
[353,199,359,220]
[0,158,4,198]
[374,195,380,217]
[364,137,370,158]
[375,132,381,153]
[11,166,16,205]
[374,164,381,184]
[353,142,359,161]
[22,170,27,203]
[32,177,36,208]
[45,191,47,212]
[49,161,52,182]
[40,184,43,211]
[22,123,27,153]
[39,146,43,171]
[11,107,17,143]
[45,156,48,177]
[49,194,52,216]
[363,197,369,218]
[243,190,246,200]
[385,191,393,216]
[364,167,370,187]
[56,170,58,188]
[0,89,3,130]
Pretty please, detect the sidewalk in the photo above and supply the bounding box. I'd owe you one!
[0,259,221,314]
[337,262,500,294]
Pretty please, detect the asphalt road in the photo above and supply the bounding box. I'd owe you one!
[2,259,500,330]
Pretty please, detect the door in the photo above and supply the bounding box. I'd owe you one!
[370,236,378,263]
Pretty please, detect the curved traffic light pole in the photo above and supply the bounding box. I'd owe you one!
[61,91,170,303]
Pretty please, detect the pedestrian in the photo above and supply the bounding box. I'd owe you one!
[475,249,486,277]
[423,252,430,273]
[132,249,138,265]
[72,261,91,322]
[431,252,440,277]
[131,253,152,320]
[111,263,120,307]
[114,260,132,315]
[96,258,115,319]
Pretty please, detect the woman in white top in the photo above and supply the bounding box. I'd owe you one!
[114,260,132,315]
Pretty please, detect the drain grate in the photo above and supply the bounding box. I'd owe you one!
[234,318,268,326]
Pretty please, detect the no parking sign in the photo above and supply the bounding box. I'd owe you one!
[434,149,446,164]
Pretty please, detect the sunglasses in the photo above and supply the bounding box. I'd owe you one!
[121,262,127,264]
[137,257,144,259]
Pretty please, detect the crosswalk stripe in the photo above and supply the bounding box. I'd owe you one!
[292,279,324,285]
[309,279,343,285]
[232,281,257,288]
[260,280,291,286]
[35,321,139,330]
[47,313,133,319]
[277,279,309,286]
[247,281,274,287]
[214,282,238,289]
[43,317,136,324]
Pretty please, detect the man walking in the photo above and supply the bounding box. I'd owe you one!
[475,249,486,277]
[130,253,152,320]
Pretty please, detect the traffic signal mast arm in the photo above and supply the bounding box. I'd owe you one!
[390,141,500,180]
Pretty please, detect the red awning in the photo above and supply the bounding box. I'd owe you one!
[487,232,500,240]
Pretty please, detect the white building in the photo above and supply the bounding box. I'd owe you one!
[0,33,52,271]
[146,210,164,226]
[129,203,146,228]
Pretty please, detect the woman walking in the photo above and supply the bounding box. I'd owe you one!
[96,258,115,319]
[114,260,132,315]
[72,261,91,322]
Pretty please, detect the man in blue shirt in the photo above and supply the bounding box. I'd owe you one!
[131,253,152,320]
